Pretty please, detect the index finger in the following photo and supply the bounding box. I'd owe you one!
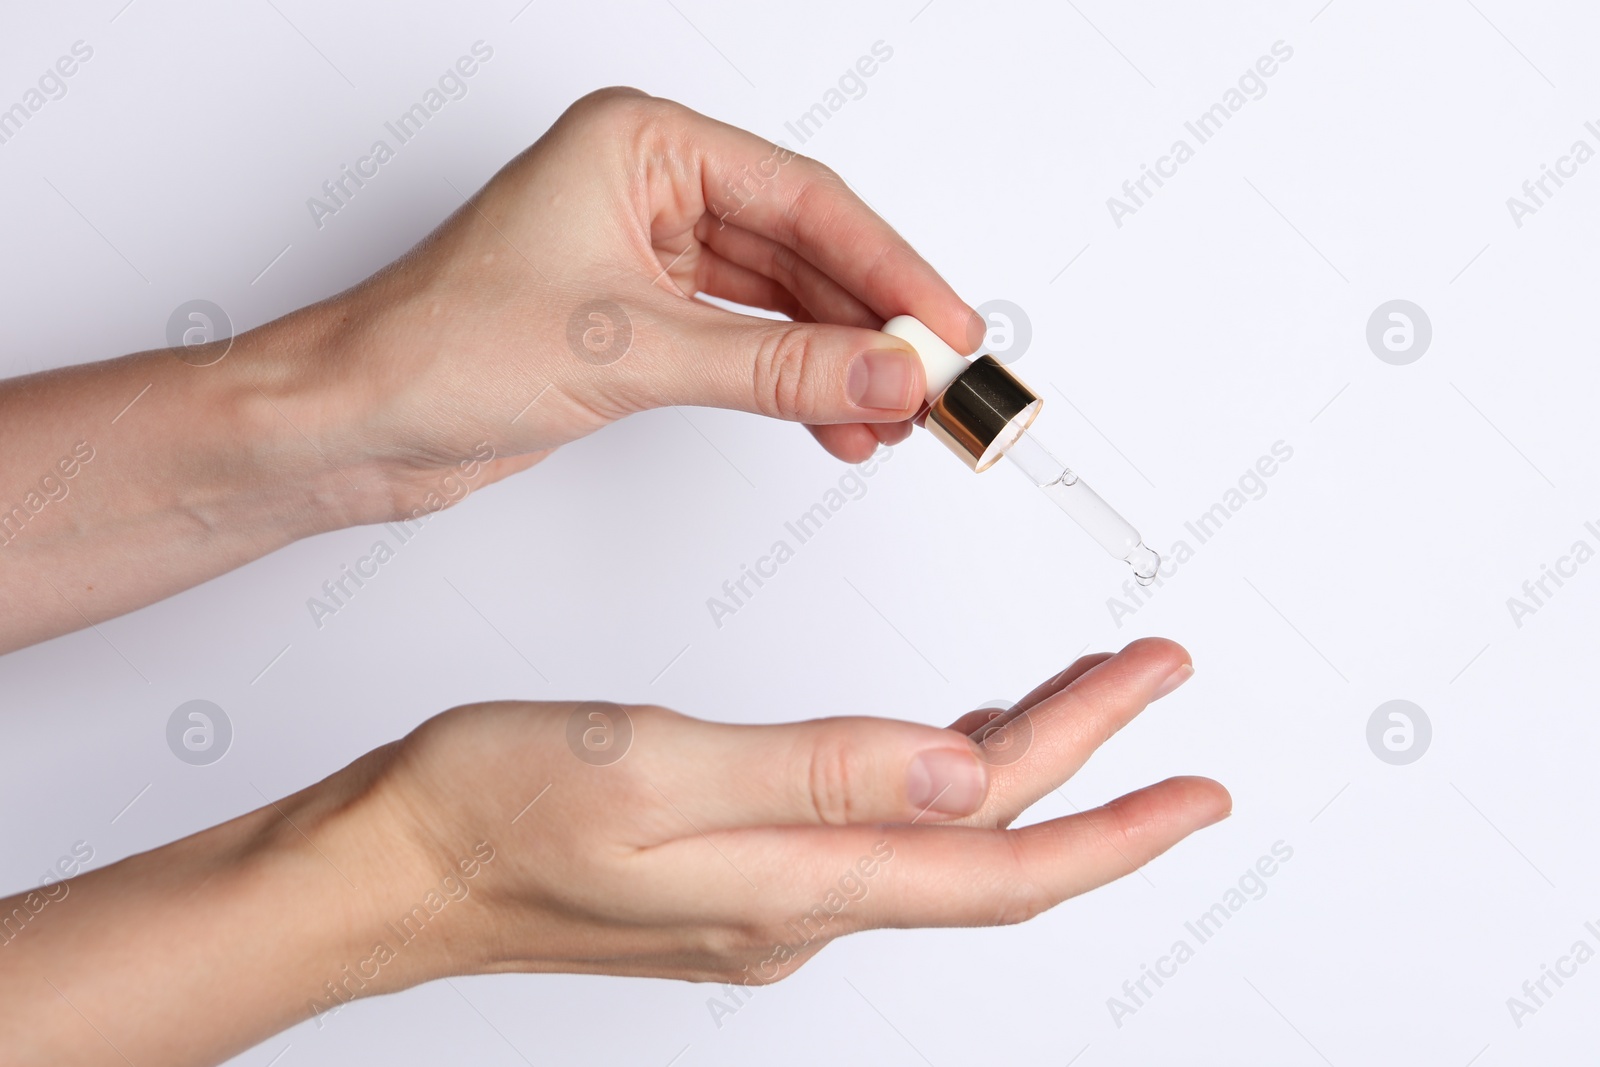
[685,108,982,354]
[972,638,1193,827]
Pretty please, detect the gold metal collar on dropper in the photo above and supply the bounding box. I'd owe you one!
[882,313,1162,585]
[925,354,1042,472]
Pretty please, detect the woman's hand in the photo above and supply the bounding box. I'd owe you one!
[365,637,1225,986]
[0,641,1225,1067]
[327,85,982,499]
[0,88,977,651]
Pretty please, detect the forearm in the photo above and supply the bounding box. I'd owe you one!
[0,750,456,1066]
[0,87,977,658]
[0,300,399,653]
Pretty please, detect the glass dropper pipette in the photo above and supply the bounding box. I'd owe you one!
[882,314,1160,585]
[1001,426,1161,585]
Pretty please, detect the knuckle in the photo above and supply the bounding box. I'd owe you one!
[992,834,1052,926]
[855,242,898,303]
[1093,795,1144,860]
[779,177,831,247]
[565,85,653,124]
[561,90,724,170]
[767,241,803,291]
[803,736,861,826]
[555,88,669,158]
[993,886,1049,927]
[1055,685,1119,748]
[752,327,818,420]
[792,152,842,187]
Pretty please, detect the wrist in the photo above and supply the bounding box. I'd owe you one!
[0,750,443,1066]
[262,281,535,530]
[212,298,417,534]
[259,741,507,1007]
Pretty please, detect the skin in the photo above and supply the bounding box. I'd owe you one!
[0,86,970,652]
[0,89,1230,1065]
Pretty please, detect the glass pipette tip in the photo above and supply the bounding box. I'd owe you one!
[1002,427,1160,585]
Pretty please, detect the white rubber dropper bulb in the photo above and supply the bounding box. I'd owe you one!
[881,315,969,404]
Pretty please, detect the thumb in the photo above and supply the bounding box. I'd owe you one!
[647,716,990,830]
[664,318,927,425]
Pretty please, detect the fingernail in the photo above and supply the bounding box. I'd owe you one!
[906,747,987,816]
[1152,662,1194,701]
[964,309,987,354]
[848,349,917,411]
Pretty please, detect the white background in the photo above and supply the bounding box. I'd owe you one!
[3,1,1598,1063]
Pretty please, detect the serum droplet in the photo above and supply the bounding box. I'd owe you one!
[1126,542,1160,585]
